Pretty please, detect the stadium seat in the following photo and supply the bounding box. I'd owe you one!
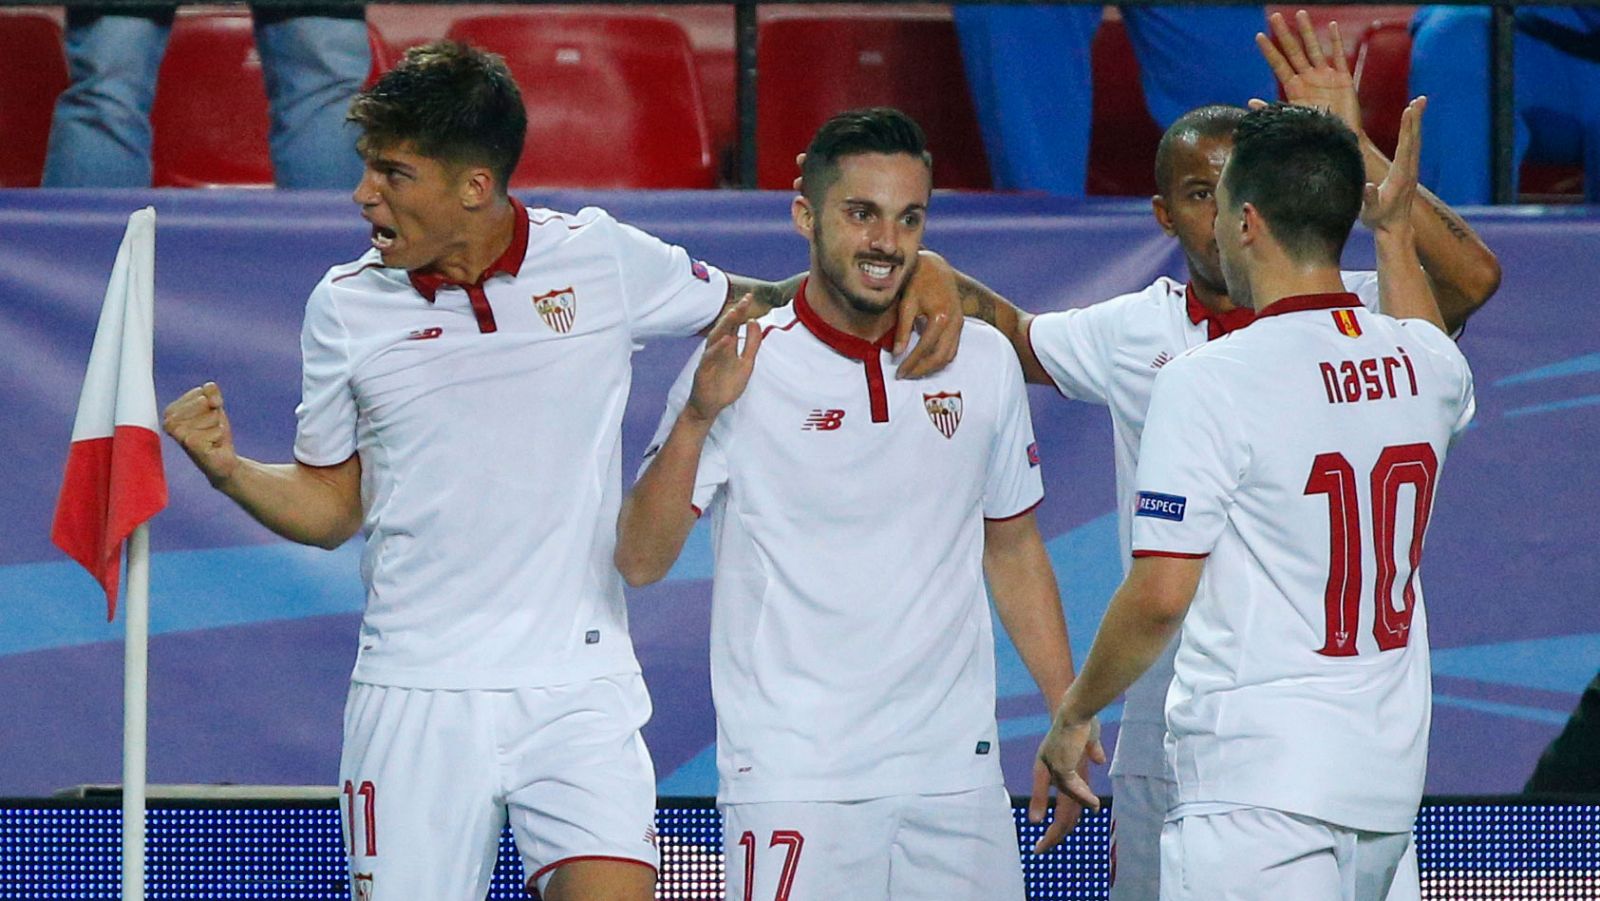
[151,10,274,187]
[754,11,990,190]
[1086,14,1163,197]
[151,11,394,188]
[0,12,69,187]
[445,13,716,189]
[1353,19,1412,158]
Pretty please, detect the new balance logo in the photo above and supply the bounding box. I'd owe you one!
[802,409,845,431]
[1150,351,1173,369]
[406,326,443,341]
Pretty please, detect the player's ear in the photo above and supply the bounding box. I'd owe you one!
[792,195,814,240]
[458,166,495,212]
[1151,194,1177,237]
[1238,201,1261,247]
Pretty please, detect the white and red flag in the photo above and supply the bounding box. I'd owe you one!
[51,208,166,619]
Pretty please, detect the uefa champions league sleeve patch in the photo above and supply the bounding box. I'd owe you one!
[1135,491,1187,521]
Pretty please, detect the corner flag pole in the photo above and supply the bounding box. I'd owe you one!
[123,522,151,901]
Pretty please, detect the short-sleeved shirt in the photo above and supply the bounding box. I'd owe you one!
[1130,293,1475,832]
[641,289,1044,804]
[295,198,729,689]
[1026,272,1380,778]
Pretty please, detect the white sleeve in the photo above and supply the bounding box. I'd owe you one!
[983,344,1046,519]
[293,280,357,466]
[1129,357,1247,557]
[1025,303,1117,404]
[1341,270,1381,312]
[1398,318,1478,437]
[636,345,730,515]
[599,209,730,342]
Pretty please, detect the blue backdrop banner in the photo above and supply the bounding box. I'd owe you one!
[1,189,1594,799]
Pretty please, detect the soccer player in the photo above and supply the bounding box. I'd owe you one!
[922,12,1500,895]
[1039,97,1472,900]
[159,45,960,901]
[614,108,1079,901]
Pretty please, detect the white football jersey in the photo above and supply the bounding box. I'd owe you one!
[1027,271,1380,778]
[642,288,1044,804]
[295,199,729,689]
[1130,293,1474,832]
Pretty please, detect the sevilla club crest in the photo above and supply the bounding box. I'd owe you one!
[533,287,577,334]
[353,873,374,901]
[923,391,962,439]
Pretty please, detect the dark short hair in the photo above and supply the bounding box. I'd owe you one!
[1221,103,1364,266]
[801,108,932,205]
[347,41,526,193]
[1154,104,1247,196]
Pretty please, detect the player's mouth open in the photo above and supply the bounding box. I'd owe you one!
[858,259,897,287]
[371,225,398,251]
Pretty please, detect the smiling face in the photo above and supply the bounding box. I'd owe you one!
[799,151,931,317]
[351,139,475,273]
[1153,132,1233,298]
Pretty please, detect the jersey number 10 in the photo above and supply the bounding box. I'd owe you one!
[1304,443,1439,657]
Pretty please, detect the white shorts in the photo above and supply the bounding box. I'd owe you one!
[1109,773,1176,901]
[339,673,658,901]
[1159,807,1410,901]
[721,786,1024,901]
[1385,836,1420,901]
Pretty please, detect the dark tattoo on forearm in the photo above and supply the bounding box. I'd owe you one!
[1424,194,1471,243]
[958,278,999,326]
[728,272,804,310]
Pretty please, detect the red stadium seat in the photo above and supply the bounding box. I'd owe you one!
[445,13,716,189]
[1353,19,1412,159]
[0,12,69,187]
[151,10,273,187]
[151,11,396,188]
[754,11,990,190]
[1086,14,1163,197]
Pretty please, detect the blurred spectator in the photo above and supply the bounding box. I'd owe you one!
[951,6,1275,197]
[1410,6,1600,204]
[42,4,369,188]
[1525,670,1600,793]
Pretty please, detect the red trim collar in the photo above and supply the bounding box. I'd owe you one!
[1184,282,1257,340]
[1257,292,1362,318]
[793,278,898,361]
[407,196,530,302]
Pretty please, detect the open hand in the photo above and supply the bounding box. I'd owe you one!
[1255,10,1363,135]
[688,294,763,422]
[1361,97,1426,233]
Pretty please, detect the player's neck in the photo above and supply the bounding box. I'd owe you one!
[419,200,517,285]
[1187,277,1241,315]
[1246,261,1348,313]
[803,275,895,344]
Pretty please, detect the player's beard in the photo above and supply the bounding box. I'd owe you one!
[813,219,909,316]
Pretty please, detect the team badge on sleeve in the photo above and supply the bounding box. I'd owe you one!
[533,287,577,333]
[690,259,711,283]
[1135,491,1187,521]
[923,391,962,439]
[1332,309,1362,338]
[1027,442,1041,467]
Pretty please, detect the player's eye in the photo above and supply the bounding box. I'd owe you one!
[848,208,869,222]
[1191,190,1212,202]
[901,213,923,228]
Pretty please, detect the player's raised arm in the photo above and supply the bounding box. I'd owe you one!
[1258,9,1500,331]
[1363,98,1448,331]
[616,299,761,586]
[163,382,363,550]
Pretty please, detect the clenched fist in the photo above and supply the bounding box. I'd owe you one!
[163,382,240,487]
